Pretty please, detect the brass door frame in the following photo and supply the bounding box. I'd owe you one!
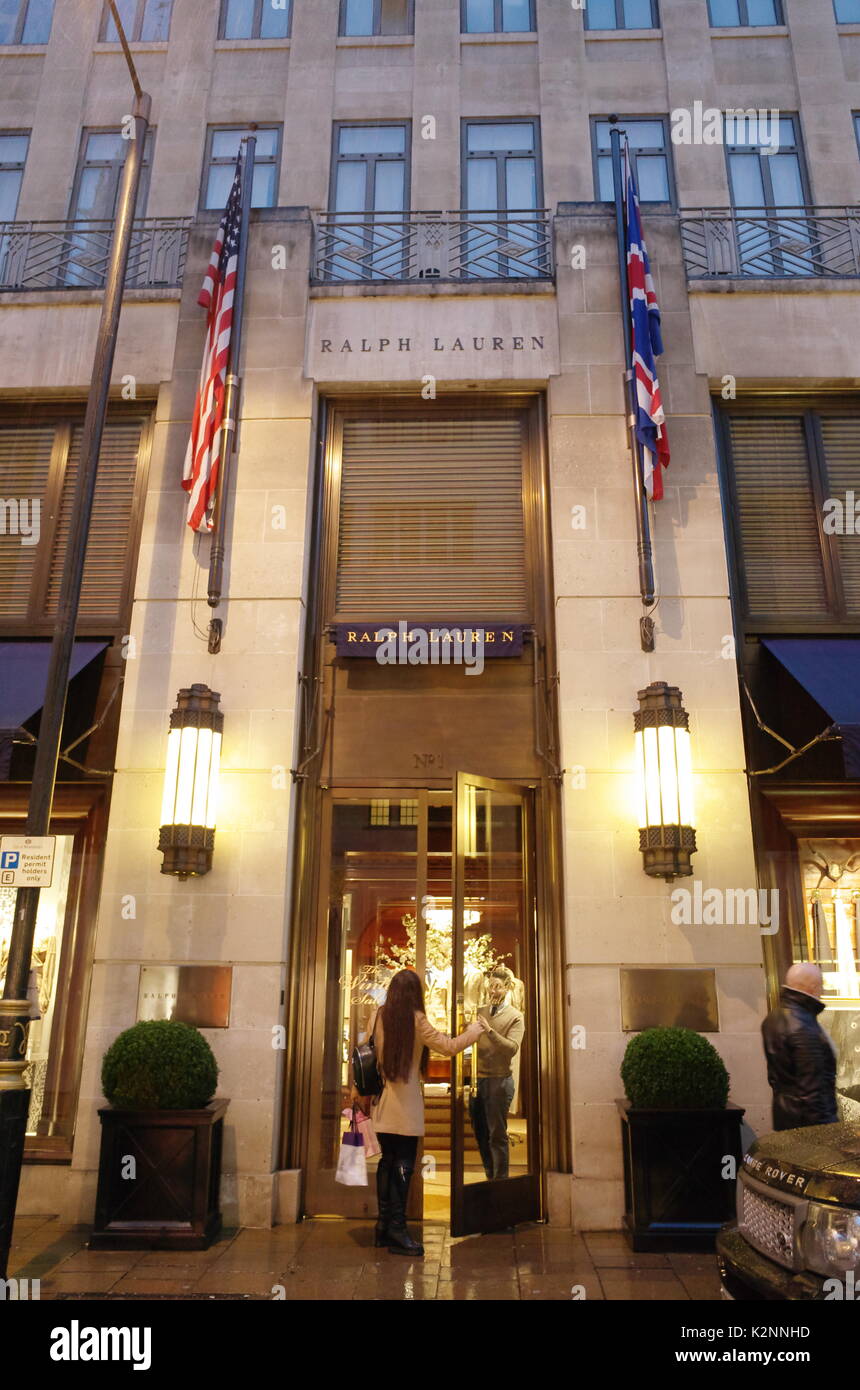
[451,772,541,1236]
[280,391,571,1198]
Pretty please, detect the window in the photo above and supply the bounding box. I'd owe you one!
[834,0,860,21]
[724,113,811,273]
[219,0,291,38]
[855,113,860,154]
[0,0,53,43]
[593,118,673,203]
[708,0,782,22]
[328,123,408,278]
[463,119,544,276]
[0,410,151,627]
[201,126,280,209]
[100,0,172,41]
[339,0,413,36]
[462,0,534,32]
[0,132,29,220]
[584,0,658,29]
[71,129,153,221]
[718,402,860,625]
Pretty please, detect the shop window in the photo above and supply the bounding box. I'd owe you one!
[0,0,53,43]
[708,0,782,22]
[0,131,29,220]
[339,0,413,36]
[718,402,860,626]
[219,0,291,38]
[201,125,281,209]
[462,0,534,32]
[584,0,658,29]
[0,409,151,631]
[593,117,674,204]
[100,0,172,41]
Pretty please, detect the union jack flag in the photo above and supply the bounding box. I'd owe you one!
[182,151,244,532]
[623,143,670,501]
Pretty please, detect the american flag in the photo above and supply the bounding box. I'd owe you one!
[182,151,244,532]
[623,143,670,501]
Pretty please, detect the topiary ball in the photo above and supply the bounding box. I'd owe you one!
[101,1020,218,1110]
[621,1026,729,1110]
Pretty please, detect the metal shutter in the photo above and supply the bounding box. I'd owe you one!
[44,418,144,621]
[0,426,56,619]
[335,415,529,620]
[819,415,860,617]
[726,414,829,622]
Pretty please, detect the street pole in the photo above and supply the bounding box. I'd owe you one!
[0,86,151,1281]
[609,120,656,653]
[207,130,257,655]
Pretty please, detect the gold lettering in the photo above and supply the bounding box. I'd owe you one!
[484,631,495,642]
[502,630,514,642]
[347,632,357,643]
[359,632,371,642]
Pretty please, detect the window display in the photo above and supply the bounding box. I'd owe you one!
[800,838,860,1123]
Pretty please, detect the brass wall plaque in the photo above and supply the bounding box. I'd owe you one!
[620,968,719,1033]
[137,965,232,1029]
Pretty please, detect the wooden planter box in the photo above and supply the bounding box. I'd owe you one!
[90,1098,228,1251]
[617,1099,744,1252]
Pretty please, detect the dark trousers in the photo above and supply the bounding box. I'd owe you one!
[377,1133,419,1166]
[469,1075,515,1179]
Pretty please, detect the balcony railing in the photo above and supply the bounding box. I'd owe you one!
[0,217,191,292]
[680,207,860,280]
[312,209,553,284]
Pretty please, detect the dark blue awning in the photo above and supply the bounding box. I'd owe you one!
[761,638,860,779]
[0,640,108,730]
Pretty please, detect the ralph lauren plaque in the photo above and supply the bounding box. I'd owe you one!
[137,965,232,1029]
[620,967,719,1034]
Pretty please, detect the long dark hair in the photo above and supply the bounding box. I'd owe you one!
[379,969,429,1083]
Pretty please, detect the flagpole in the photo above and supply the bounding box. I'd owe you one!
[609,119,656,653]
[206,129,257,654]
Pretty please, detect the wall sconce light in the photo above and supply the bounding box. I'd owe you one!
[634,681,696,881]
[158,684,223,879]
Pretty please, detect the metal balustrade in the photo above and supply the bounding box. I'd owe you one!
[680,207,860,279]
[312,209,554,283]
[0,218,191,291]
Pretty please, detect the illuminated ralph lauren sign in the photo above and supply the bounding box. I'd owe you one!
[333,623,525,659]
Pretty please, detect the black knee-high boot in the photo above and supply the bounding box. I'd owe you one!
[375,1154,393,1247]
[387,1162,424,1257]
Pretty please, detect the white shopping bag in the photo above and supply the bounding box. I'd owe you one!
[335,1127,368,1187]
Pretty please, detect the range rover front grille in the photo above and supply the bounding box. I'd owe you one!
[739,1171,806,1270]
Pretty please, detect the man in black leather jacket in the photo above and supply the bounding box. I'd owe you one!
[761,963,838,1131]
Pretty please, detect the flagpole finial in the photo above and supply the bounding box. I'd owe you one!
[608,113,619,125]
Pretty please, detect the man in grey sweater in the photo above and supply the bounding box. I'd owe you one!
[470,966,525,1180]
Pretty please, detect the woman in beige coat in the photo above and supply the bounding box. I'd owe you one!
[363,968,487,1257]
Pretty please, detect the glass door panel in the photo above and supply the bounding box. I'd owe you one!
[451,772,540,1235]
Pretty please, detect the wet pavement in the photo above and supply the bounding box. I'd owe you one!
[9,1216,722,1300]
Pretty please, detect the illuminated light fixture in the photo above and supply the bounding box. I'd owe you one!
[634,681,697,881]
[158,684,223,879]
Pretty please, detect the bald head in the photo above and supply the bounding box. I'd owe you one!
[785,962,824,1000]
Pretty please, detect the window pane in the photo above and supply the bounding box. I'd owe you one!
[253,127,279,157]
[339,125,406,155]
[211,128,242,159]
[777,117,797,147]
[260,0,290,36]
[373,158,405,210]
[141,0,171,39]
[0,0,19,43]
[769,153,804,207]
[635,154,669,200]
[85,132,126,162]
[223,0,254,36]
[251,161,276,207]
[0,167,23,218]
[501,0,532,30]
[205,163,234,208]
[597,153,614,200]
[586,0,617,26]
[623,0,654,25]
[104,0,135,41]
[835,0,860,21]
[334,160,367,210]
[380,0,409,34]
[74,166,118,218]
[505,155,537,209]
[464,0,494,28]
[728,151,766,205]
[467,122,534,152]
[709,0,741,22]
[0,133,29,163]
[746,0,779,21]
[21,0,54,42]
[466,157,497,208]
[343,0,374,34]
[595,119,664,150]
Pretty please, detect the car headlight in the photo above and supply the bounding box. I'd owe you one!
[801,1203,860,1276]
